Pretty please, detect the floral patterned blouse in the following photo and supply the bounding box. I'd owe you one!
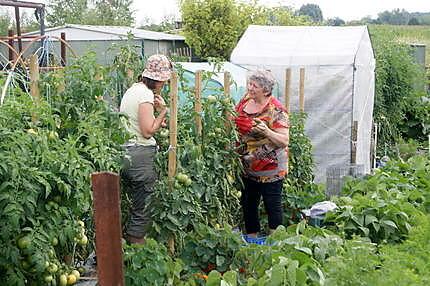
[235,95,289,183]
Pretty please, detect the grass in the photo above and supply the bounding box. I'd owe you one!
[369,25,430,67]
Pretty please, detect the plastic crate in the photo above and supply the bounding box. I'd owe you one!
[241,235,267,245]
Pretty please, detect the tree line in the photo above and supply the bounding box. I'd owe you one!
[0,0,134,35]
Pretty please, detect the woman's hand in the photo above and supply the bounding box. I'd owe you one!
[154,94,167,112]
[252,118,270,136]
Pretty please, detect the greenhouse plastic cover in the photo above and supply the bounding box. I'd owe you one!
[231,25,375,182]
[177,62,249,103]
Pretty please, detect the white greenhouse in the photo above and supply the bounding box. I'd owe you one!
[231,25,376,183]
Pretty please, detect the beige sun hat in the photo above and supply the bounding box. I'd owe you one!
[142,54,172,82]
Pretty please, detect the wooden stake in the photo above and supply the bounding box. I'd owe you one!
[285,68,291,112]
[351,121,358,164]
[194,70,202,136]
[91,172,125,286]
[167,72,178,255]
[60,32,66,66]
[8,29,14,63]
[299,68,305,112]
[168,72,178,190]
[29,54,40,104]
[224,72,231,131]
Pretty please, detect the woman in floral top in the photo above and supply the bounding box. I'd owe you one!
[234,70,289,238]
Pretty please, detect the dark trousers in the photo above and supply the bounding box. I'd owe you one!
[241,177,283,234]
[122,145,158,238]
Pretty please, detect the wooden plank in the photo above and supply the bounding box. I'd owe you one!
[168,72,178,255]
[194,70,202,136]
[91,172,124,286]
[29,54,40,103]
[8,29,14,62]
[351,121,358,164]
[223,71,231,131]
[284,68,291,112]
[60,32,66,66]
[299,68,305,112]
[168,72,178,189]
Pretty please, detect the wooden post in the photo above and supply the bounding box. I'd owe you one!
[8,29,14,63]
[223,71,231,131]
[29,55,40,107]
[60,32,66,66]
[168,72,178,189]
[91,172,125,286]
[168,72,178,255]
[14,6,22,53]
[299,68,305,112]
[351,121,358,164]
[194,70,202,136]
[284,68,291,112]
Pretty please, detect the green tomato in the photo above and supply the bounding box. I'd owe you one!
[184,178,192,187]
[159,129,169,138]
[48,263,58,274]
[71,270,80,279]
[78,235,88,246]
[176,173,188,185]
[44,275,53,283]
[17,236,31,249]
[59,274,68,286]
[207,95,217,103]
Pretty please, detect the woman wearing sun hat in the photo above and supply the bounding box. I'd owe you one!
[120,54,172,244]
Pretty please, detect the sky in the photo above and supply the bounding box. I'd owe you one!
[4,1,429,26]
[132,0,430,25]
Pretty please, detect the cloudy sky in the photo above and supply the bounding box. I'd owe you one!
[132,0,430,26]
[5,1,429,26]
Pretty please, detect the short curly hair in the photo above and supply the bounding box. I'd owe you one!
[247,69,276,95]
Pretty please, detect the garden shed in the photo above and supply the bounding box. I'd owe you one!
[231,25,376,183]
[16,24,187,65]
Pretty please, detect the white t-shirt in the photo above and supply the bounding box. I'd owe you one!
[120,83,156,146]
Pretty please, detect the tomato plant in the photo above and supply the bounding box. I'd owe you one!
[0,52,128,285]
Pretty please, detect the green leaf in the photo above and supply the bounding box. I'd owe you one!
[268,264,285,286]
[216,255,226,267]
[222,270,237,286]
[381,220,398,229]
[207,270,222,286]
[364,215,378,226]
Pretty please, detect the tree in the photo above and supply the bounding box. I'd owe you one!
[0,11,12,36]
[47,0,134,27]
[377,9,410,25]
[47,0,89,26]
[298,3,323,23]
[89,0,134,26]
[139,14,176,32]
[407,17,420,25]
[181,0,240,60]
[266,6,310,26]
[327,17,345,26]
[181,0,310,60]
